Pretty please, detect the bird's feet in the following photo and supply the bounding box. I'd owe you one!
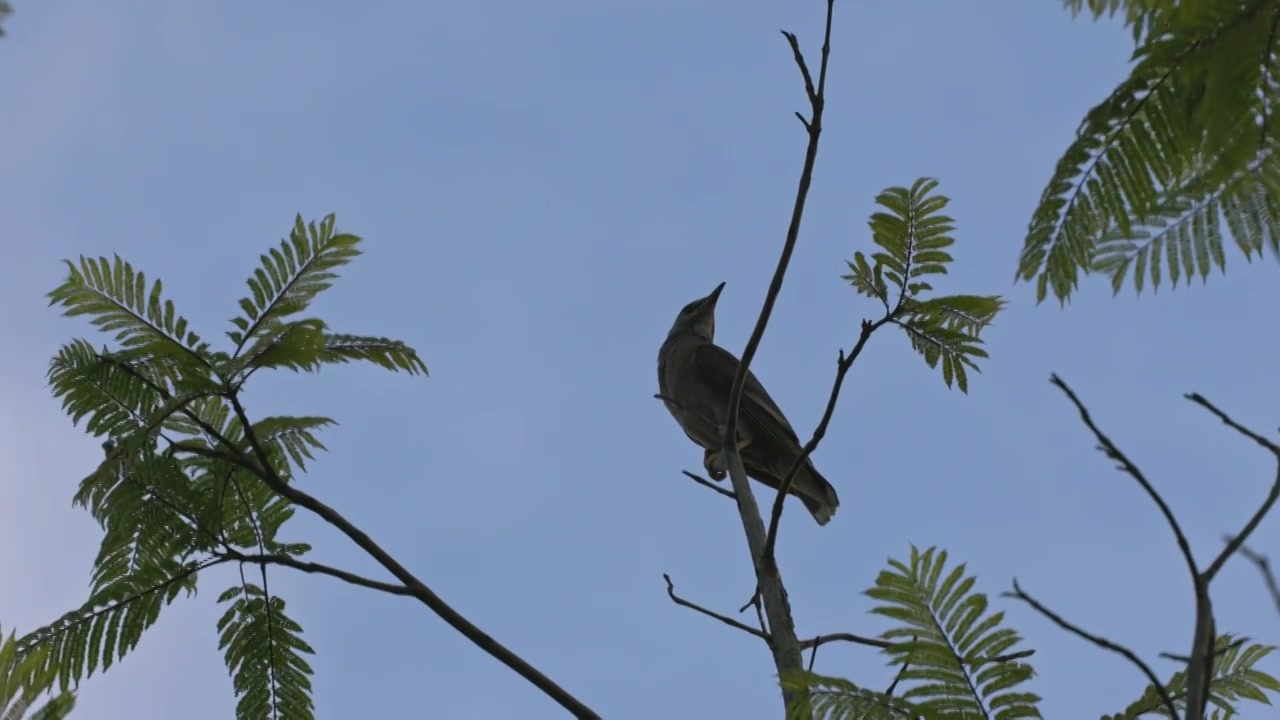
[703,448,727,481]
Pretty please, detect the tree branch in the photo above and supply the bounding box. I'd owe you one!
[221,550,415,597]
[1051,374,1199,583]
[663,574,771,643]
[1233,542,1280,616]
[716,1,837,710]
[131,360,600,718]
[1039,379,1280,720]
[181,411,600,718]
[1188,392,1280,582]
[761,316,886,567]
[1005,579,1179,719]
[681,469,736,499]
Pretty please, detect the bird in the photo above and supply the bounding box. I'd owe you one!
[657,282,840,525]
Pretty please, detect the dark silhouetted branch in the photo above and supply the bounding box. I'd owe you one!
[1233,542,1280,616]
[1051,374,1198,582]
[1006,579,1178,719]
[222,551,413,596]
[1189,392,1280,582]
[1034,378,1280,720]
[681,470,736,499]
[664,574,770,642]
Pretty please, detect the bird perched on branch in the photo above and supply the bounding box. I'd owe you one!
[657,282,840,525]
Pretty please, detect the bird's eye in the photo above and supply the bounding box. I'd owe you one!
[679,300,701,317]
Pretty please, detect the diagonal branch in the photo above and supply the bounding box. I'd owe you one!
[222,550,414,596]
[1051,374,1199,583]
[1188,392,1280,582]
[124,358,600,718]
[1232,542,1280,616]
[1006,580,1179,719]
[664,574,771,643]
[681,470,736,499]
[1039,379,1280,720]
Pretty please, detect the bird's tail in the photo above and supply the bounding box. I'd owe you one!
[792,463,840,526]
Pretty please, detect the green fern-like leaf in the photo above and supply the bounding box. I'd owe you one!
[1,624,77,720]
[14,560,204,694]
[842,252,890,309]
[1021,0,1280,302]
[251,416,335,473]
[853,179,1002,393]
[216,585,315,720]
[1103,634,1280,718]
[317,334,428,375]
[865,546,1042,719]
[780,670,920,719]
[31,214,426,718]
[868,178,956,298]
[895,315,989,393]
[226,214,360,355]
[46,255,210,364]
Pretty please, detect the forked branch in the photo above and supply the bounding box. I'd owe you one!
[1014,376,1280,720]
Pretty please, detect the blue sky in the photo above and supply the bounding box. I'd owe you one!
[2,1,1278,718]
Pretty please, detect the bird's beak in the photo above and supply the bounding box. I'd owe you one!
[706,282,726,306]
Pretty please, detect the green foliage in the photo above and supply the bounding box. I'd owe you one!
[782,547,1279,719]
[1019,0,1280,302]
[783,546,1042,719]
[217,585,315,719]
[1101,635,1280,718]
[843,178,1004,392]
[1,624,77,720]
[17,214,426,719]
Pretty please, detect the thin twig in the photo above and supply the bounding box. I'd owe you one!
[1233,542,1280,616]
[1189,392,1280,582]
[663,574,770,642]
[795,632,1031,661]
[222,551,414,596]
[1159,635,1246,663]
[800,632,887,652]
[682,470,736,499]
[1006,580,1179,719]
[884,652,913,698]
[1051,374,1199,584]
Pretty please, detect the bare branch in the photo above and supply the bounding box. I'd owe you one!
[1006,580,1179,720]
[1160,635,1246,663]
[1051,374,1199,583]
[664,574,771,643]
[723,0,836,445]
[781,30,817,103]
[1186,392,1280,454]
[222,551,414,597]
[1231,541,1280,616]
[681,470,736,499]
[794,632,1033,662]
[800,632,888,652]
[884,653,912,698]
[761,317,888,567]
[1189,393,1280,582]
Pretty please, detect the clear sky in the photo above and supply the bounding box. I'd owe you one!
[2,1,1278,718]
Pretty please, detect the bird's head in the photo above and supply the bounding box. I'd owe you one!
[666,282,725,341]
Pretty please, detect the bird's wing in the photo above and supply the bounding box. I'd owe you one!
[692,342,802,446]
